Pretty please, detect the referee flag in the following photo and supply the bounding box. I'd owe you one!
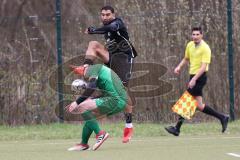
[172,91,197,119]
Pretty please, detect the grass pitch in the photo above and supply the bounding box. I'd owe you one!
[0,121,240,160]
[0,136,240,160]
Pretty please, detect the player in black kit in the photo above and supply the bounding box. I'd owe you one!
[83,5,137,143]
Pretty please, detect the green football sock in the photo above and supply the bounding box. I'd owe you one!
[81,122,93,144]
[82,111,101,135]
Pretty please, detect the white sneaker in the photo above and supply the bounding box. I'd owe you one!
[68,143,89,151]
[92,131,109,151]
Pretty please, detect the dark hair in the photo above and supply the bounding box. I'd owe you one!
[192,27,202,34]
[101,5,114,13]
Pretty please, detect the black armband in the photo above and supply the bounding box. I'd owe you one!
[76,96,86,105]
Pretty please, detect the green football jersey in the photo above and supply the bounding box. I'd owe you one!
[86,64,127,100]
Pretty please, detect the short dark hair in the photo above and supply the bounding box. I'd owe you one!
[192,27,202,34]
[101,5,114,13]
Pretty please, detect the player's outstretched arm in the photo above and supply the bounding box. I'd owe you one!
[87,19,124,34]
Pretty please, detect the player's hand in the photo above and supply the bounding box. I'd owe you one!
[67,101,78,113]
[174,66,181,75]
[86,27,96,34]
[188,79,196,89]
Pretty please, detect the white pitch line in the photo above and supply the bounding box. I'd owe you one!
[227,153,240,158]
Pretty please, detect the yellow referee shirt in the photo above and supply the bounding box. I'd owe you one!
[185,40,211,75]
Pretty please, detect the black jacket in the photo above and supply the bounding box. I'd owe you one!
[88,18,137,58]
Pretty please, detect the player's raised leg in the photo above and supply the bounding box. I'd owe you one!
[84,41,109,65]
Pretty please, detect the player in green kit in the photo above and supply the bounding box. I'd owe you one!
[67,64,127,151]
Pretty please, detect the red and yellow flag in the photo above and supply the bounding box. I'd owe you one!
[172,91,197,120]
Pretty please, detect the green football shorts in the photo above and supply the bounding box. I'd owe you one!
[95,96,127,116]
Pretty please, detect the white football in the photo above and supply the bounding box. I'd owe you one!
[71,79,87,92]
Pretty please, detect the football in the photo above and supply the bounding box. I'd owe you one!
[71,79,87,92]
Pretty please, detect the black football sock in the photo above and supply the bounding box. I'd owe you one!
[202,105,225,121]
[175,116,185,131]
[125,113,132,124]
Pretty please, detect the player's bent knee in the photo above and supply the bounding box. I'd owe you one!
[89,41,101,49]
[79,99,98,111]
